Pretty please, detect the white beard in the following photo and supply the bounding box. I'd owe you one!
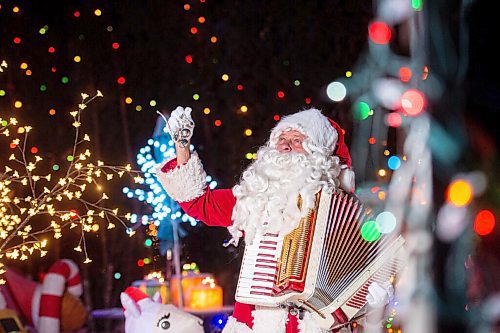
[228,146,341,246]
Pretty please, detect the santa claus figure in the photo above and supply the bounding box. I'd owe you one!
[156,106,392,333]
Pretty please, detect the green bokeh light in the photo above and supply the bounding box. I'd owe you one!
[353,101,371,120]
[360,220,381,242]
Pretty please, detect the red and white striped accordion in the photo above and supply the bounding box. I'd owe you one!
[235,189,407,330]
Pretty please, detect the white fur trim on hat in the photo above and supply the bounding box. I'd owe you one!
[252,306,288,333]
[269,108,338,156]
[155,152,207,203]
[222,316,253,333]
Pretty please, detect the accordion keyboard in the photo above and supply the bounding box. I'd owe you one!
[235,232,285,305]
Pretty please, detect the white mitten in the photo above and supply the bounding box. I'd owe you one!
[166,106,194,147]
[366,281,394,308]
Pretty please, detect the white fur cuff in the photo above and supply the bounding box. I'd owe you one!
[339,166,355,193]
[298,312,330,333]
[222,316,253,333]
[252,306,288,333]
[155,152,207,203]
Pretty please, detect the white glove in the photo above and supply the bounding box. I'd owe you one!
[166,106,194,147]
[366,281,394,308]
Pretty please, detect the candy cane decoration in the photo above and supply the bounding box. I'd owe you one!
[34,259,83,333]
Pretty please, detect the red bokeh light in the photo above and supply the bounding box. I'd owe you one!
[30,147,39,154]
[13,37,21,44]
[237,84,243,91]
[277,91,285,99]
[190,27,198,34]
[399,67,412,82]
[305,97,311,104]
[117,76,126,85]
[185,55,193,63]
[474,210,495,236]
[48,46,56,53]
[112,42,120,49]
[273,115,280,121]
[214,119,222,126]
[386,112,402,127]
[401,89,426,116]
[368,21,392,44]
[74,11,81,18]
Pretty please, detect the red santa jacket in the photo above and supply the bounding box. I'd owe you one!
[160,157,304,333]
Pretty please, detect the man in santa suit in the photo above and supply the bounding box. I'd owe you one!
[156,106,393,333]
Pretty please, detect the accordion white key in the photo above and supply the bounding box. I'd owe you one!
[235,189,407,330]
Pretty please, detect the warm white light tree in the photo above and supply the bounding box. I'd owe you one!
[0,88,143,281]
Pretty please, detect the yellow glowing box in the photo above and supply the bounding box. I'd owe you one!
[170,272,223,310]
[170,273,212,307]
[188,284,223,310]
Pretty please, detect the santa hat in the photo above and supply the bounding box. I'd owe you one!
[269,108,355,192]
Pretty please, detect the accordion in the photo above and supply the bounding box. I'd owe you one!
[235,189,407,330]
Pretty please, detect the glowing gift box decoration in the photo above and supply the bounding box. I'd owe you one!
[132,271,169,304]
[187,276,223,310]
[170,272,214,307]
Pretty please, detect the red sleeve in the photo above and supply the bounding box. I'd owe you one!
[161,158,178,172]
[179,188,236,227]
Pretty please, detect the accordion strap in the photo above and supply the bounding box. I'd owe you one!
[297,298,326,319]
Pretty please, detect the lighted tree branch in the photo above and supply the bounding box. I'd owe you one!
[0,89,143,280]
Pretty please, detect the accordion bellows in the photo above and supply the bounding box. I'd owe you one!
[235,189,407,330]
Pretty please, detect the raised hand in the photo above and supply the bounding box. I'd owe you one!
[165,106,195,148]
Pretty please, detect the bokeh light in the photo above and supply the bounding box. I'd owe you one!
[376,211,397,234]
[447,179,473,207]
[387,156,401,170]
[353,101,371,120]
[360,220,382,242]
[368,21,392,44]
[326,81,347,102]
[386,112,402,128]
[473,210,495,236]
[399,67,412,82]
[401,89,426,116]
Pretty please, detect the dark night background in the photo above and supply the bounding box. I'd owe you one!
[0,0,499,332]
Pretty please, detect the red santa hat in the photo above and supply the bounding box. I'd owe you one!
[269,108,355,192]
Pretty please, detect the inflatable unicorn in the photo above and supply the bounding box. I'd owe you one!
[121,286,204,333]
